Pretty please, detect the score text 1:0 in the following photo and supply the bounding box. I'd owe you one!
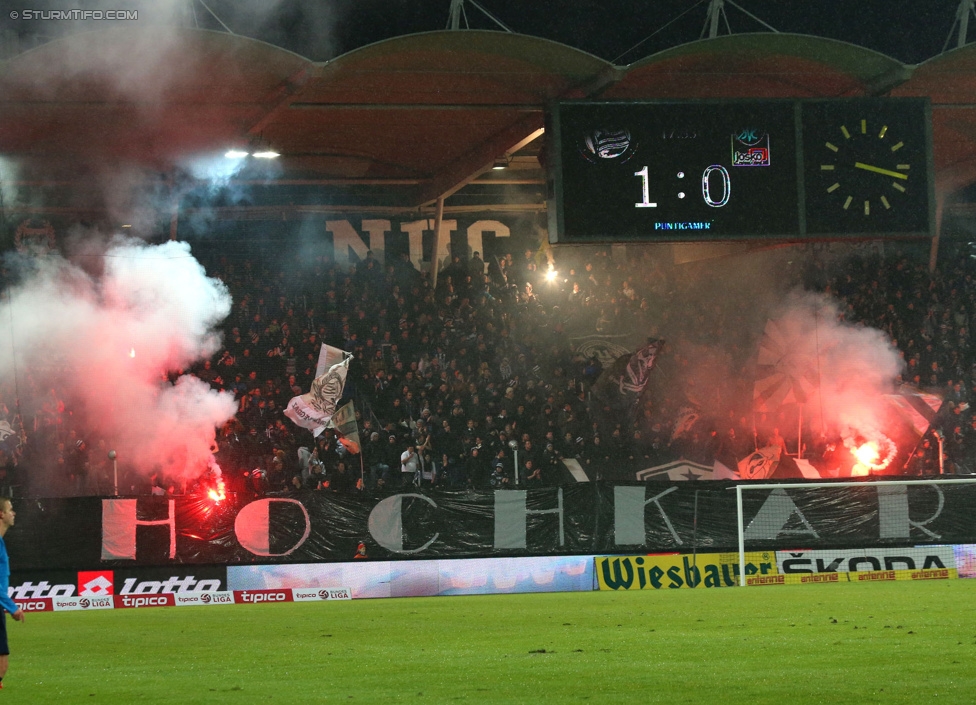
[634,165,731,208]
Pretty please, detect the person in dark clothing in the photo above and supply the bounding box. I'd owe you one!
[0,498,25,688]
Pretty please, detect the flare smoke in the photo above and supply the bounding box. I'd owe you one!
[0,237,237,483]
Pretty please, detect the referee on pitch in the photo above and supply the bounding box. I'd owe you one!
[0,498,24,689]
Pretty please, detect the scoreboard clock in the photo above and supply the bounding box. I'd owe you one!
[547,98,933,243]
[801,99,931,235]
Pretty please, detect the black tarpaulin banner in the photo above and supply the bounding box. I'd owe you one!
[7,481,976,570]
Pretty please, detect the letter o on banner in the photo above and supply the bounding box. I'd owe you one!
[368,494,439,554]
[235,498,311,556]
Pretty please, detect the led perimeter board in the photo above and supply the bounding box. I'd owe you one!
[547,98,933,243]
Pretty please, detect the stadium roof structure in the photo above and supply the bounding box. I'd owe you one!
[2,27,976,226]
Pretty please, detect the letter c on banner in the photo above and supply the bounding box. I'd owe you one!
[368,494,439,554]
[235,498,311,556]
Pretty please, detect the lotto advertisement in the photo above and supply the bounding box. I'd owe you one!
[9,561,351,613]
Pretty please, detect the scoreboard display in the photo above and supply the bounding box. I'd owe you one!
[547,98,933,243]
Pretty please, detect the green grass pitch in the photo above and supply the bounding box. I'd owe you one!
[5,580,976,704]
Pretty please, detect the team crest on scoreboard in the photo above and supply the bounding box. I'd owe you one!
[731,129,771,167]
[578,128,639,164]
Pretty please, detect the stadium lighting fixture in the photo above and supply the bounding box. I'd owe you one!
[253,149,280,159]
[492,157,509,170]
[224,149,248,159]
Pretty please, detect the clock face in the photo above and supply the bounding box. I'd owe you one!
[802,99,931,235]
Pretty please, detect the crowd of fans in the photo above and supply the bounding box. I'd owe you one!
[1,237,974,497]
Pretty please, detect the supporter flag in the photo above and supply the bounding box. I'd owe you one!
[617,338,664,395]
[882,388,944,473]
[315,344,346,379]
[737,445,782,480]
[0,419,21,453]
[329,400,361,454]
[884,390,943,438]
[753,318,819,412]
[670,406,701,441]
[285,349,351,436]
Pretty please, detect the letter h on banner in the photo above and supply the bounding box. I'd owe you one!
[493,489,564,549]
[101,499,176,560]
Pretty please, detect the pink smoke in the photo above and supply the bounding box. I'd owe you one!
[767,290,905,441]
[0,237,237,484]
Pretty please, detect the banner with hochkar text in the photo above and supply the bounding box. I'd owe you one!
[8,481,976,570]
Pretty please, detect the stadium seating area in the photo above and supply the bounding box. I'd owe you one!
[2,238,973,496]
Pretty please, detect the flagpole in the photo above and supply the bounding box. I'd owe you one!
[797,403,803,459]
[109,450,118,496]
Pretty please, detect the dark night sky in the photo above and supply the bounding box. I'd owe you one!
[0,0,969,65]
[324,0,965,65]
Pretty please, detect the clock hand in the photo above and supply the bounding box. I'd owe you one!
[854,162,908,180]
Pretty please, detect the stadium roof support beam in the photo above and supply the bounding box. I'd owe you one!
[864,64,914,96]
[944,0,976,52]
[415,119,545,208]
[447,0,514,32]
[703,0,779,39]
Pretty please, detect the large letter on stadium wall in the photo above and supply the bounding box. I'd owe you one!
[101,499,176,560]
[400,219,459,270]
[613,486,682,546]
[877,483,944,540]
[327,220,391,267]
[235,498,312,557]
[466,220,510,264]
[744,488,819,542]
[493,489,564,549]
[367,494,439,554]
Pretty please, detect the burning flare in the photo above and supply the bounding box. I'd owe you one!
[844,430,896,477]
[205,462,226,503]
[207,482,225,503]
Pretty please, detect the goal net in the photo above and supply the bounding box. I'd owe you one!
[733,477,976,586]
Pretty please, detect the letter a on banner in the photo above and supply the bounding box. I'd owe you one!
[744,488,819,542]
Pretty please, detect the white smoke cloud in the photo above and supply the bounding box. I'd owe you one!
[0,237,238,483]
[764,290,905,439]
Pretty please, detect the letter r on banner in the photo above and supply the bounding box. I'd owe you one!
[101,499,176,560]
[877,483,943,541]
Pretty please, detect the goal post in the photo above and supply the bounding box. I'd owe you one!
[734,478,976,586]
